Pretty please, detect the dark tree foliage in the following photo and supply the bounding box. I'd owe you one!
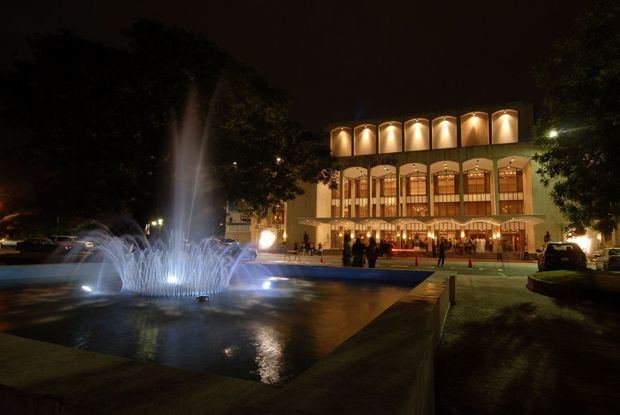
[0,20,334,231]
[533,0,620,236]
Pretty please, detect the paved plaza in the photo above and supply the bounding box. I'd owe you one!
[436,274,620,415]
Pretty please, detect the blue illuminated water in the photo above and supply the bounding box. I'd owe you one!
[0,274,411,384]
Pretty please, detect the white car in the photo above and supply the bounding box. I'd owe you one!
[0,238,21,248]
[595,248,620,271]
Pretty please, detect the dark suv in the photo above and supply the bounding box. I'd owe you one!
[537,242,587,271]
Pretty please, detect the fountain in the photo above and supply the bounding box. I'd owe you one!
[91,93,242,297]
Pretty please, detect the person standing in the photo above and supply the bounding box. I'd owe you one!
[342,234,352,266]
[544,231,551,244]
[437,238,446,267]
[352,238,366,267]
[366,237,378,268]
[495,239,504,262]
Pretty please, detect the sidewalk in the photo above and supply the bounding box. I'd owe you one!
[436,274,620,415]
[257,253,538,276]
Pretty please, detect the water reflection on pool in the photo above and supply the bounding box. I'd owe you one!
[0,276,411,384]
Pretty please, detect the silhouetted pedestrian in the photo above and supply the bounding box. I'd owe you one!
[342,235,352,266]
[437,238,446,267]
[366,237,378,268]
[352,238,366,267]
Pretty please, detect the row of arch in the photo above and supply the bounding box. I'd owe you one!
[339,156,527,179]
[331,109,518,157]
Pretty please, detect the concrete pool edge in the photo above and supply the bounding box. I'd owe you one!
[0,268,454,414]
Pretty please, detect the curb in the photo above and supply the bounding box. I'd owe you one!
[527,275,620,302]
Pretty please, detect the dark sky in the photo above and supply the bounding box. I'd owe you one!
[1,0,597,129]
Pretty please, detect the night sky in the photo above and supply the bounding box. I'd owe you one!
[2,0,597,130]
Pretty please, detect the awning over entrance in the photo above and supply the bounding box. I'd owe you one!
[297,214,546,227]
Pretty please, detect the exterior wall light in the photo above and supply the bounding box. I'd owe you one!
[547,129,559,138]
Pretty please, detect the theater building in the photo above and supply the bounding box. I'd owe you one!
[227,102,568,256]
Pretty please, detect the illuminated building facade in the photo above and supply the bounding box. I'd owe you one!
[225,102,581,255]
[283,102,568,256]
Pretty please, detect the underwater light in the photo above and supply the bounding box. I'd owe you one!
[167,275,178,284]
[262,281,272,289]
[81,285,93,293]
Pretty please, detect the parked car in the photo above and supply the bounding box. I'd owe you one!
[590,249,603,263]
[595,247,620,271]
[16,238,59,253]
[49,235,78,251]
[0,238,21,248]
[217,238,257,261]
[537,242,587,271]
[71,240,95,252]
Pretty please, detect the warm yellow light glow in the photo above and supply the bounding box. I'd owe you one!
[493,110,518,144]
[151,221,157,226]
[259,230,277,249]
[567,235,592,254]
[548,129,559,138]
[157,218,164,226]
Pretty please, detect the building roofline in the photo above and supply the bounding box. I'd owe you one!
[325,101,534,132]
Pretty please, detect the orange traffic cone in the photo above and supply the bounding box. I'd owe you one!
[468,257,473,268]
[414,255,419,266]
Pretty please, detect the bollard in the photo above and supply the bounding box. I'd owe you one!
[414,255,418,266]
[320,255,324,263]
[468,257,473,268]
[449,275,456,306]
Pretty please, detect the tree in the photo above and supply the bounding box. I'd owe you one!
[533,0,620,236]
[1,20,335,233]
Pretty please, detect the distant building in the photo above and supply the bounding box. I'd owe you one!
[226,102,605,255]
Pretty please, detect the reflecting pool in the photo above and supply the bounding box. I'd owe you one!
[0,275,411,384]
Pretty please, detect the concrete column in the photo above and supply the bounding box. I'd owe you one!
[367,168,372,217]
[493,159,500,215]
[458,163,465,216]
[456,116,462,148]
[351,176,356,217]
[376,178,382,217]
[428,170,434,216]
[339,170,344,218]
[396,165,401,217]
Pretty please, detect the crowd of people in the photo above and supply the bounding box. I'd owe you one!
[293,231,322,256]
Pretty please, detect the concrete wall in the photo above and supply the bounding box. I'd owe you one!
[404,119,431,152]
[461,112,490,147]
[379,122,403,154]
[354,125,377,156]
[285,182,318,249]
[530,157,566,249]
[330,128,352,157]
[492,110,519,144]
[432,117,457,149]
